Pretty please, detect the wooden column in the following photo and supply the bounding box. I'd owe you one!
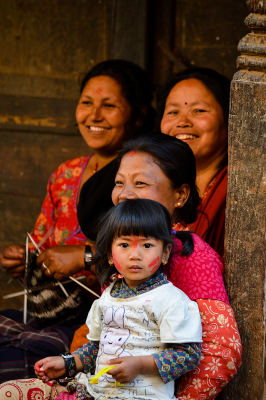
[223,0,266,398]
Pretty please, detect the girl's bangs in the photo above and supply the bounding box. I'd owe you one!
[115,215,155,239]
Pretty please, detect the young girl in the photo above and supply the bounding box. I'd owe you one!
[34,199,202,400]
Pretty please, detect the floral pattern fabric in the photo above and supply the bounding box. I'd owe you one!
[30,155,93,249]
[176,299,242,399]
[0,379,73,400]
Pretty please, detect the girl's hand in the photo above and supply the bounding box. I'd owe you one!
[0,244,26,278]
[107,357,141,383]
[107,355,158,384]
[34,356,66,382]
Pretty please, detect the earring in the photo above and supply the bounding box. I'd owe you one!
[162,259,167,265]
[177,202,181,207]
[109,260,114,266]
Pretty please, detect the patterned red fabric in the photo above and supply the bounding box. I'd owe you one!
[173,166,227,258]
[30,156,92,249]
[176,299,242,399]
[0,379,74,399]
[164,234,229,304]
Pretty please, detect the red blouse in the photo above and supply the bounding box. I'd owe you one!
[31,156,92,249]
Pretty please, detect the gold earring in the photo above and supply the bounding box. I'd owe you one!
[177,202,181,207]
[162,259,167,265]
[109,260,114,266]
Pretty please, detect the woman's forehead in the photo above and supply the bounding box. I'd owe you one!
[119,152,158,171]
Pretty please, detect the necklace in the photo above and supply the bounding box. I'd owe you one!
[93,161,98,174]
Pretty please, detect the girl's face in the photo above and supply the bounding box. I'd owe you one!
[109,235,171,289]
[160,78,228,169]
[76,75,132,155]
[112,152,185,216]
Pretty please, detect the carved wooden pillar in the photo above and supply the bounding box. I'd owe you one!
[223,1,266,398]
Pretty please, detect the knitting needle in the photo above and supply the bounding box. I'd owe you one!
[27,233,69,298]
[3,276,87,299]
[26,233,99,298]
[69,276,100,298]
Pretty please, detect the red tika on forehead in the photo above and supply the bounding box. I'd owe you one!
[129,151,135,157]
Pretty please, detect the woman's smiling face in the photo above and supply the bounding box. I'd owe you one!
[112,152,181,216]
[76,75,132,155]
[160,78,228,169]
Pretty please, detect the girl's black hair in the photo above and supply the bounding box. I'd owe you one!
[155,67,230,131]
[80,59,156,135]
[89,199,174,288]
[116,134,199,257]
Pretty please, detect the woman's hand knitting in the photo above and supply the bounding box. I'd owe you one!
[36,245,86,280]
[0,244,25,278]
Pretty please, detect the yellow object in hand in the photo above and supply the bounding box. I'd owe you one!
[90,366,123,386]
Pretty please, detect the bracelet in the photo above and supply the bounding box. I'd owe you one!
[84,245,93,271]
[59,352,77,381]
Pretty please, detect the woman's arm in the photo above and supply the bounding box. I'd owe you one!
[176,299,242,400]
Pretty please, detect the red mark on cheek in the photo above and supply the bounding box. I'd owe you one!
[112,253,123,272]
[148,256,159,270]
[129,151,135,157]
[148,257,161,273]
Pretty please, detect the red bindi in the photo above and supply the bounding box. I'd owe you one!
[184,102,187,105]
[129,151,135,157]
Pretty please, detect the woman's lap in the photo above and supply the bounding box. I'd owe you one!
[0,310,79,383]
[0,348,40,384]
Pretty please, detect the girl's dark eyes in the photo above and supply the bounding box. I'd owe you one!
[143,243,153,248]
[120,243,129,248]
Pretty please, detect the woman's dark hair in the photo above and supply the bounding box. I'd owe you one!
[89,199,174,287]
[155,67,231,131]
[119,133,199,225]
[80,59,156,135]
[117,134,200,257]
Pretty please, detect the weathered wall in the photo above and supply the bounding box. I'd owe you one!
[152,0,249,87]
